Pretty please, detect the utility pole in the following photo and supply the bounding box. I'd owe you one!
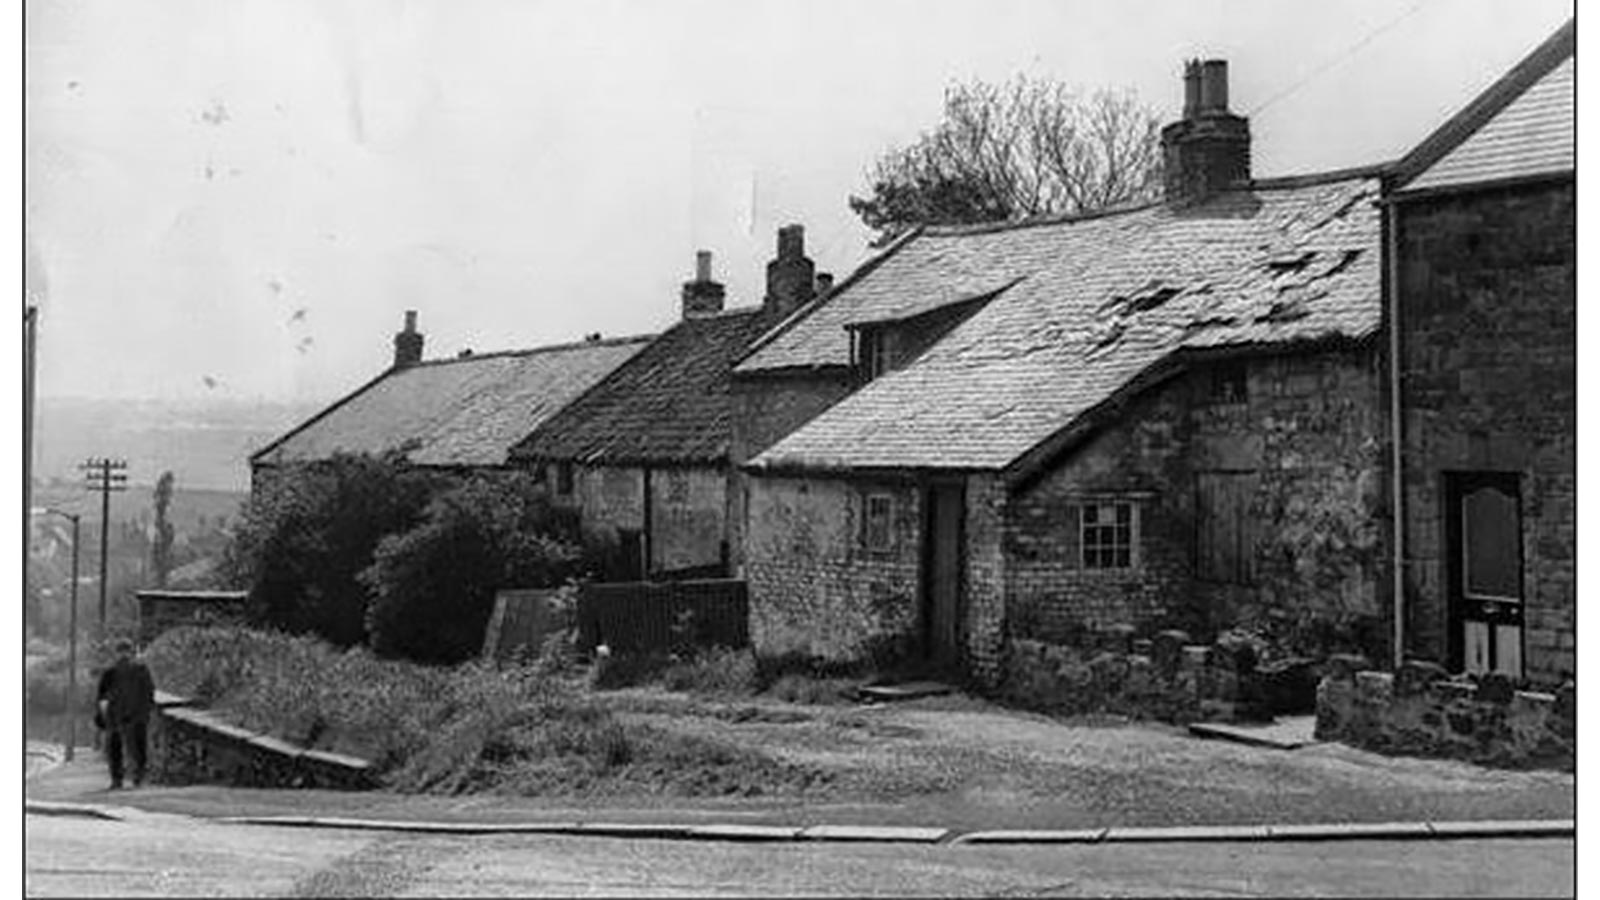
[34,507,81,760]
[81,458,128,636]
[24,306,38,610]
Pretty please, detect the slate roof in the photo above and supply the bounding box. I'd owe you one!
[510,307,775,466]
[1393,19,1574,194]
[736,221,1087,372]
[748,172,1383,475]
[251,336,653,468]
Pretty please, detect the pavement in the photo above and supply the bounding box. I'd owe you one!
[24,742,1575,848]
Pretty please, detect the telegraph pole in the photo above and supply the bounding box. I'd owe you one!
[80,458,128,635]
[24,306,38,607]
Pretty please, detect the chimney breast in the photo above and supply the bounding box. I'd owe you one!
[393,310,424,368]
[764,224,815,320]
[681,250,726,319]
[1160,58,1251,206]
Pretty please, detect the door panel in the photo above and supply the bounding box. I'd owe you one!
[922,484,965,665]
[1445,472,1523,678]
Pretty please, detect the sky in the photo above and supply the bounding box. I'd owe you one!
[23,0,1576,405]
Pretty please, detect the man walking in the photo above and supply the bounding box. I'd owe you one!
[96,639,155,789]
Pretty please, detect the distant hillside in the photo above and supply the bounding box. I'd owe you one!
[34,396,324,493]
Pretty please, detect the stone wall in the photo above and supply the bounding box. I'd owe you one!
[1005,347,1386,655]
[1315,660,1574,771]
[1002,629,1320,724]
[1396,180,1575,684]
[728,371,857,573]
[150,692,375,790]
[744,475,922,663]
[650,466,728,573]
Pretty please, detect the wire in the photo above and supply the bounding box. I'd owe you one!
[1248,0,1438,116]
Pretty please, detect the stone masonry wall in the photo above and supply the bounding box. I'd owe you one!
[649,466,727,573]
[728,372,857,574]
[745,475,922,663]
[150,692,375,790]
[1005,347,1386,654]
[1396,180,1575,684]
[1316,660,1574,771]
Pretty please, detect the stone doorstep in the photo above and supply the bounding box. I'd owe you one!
[856,682,955,702]
[685,824,805,841]
[1186,715,1318,750]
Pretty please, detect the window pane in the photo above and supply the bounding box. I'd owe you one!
[1463,487,1520,601]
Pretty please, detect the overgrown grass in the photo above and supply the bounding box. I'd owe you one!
[590,645,865,705]
[143,625,826,797]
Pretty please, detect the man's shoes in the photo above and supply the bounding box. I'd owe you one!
[108,782,122,791]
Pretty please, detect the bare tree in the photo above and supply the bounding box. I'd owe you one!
[850,76,1163,245]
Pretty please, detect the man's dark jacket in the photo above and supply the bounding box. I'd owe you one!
[97,658,156,726]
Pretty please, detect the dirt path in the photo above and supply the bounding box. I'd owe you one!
[614,691,1574,829]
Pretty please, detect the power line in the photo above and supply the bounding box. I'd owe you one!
[1248,0,1437,116]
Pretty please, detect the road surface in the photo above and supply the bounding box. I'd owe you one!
[24,810,1575,897]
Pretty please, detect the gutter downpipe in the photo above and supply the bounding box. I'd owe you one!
[1386,196,1406,671]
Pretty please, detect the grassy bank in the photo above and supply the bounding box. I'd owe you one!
[142,626,827,797]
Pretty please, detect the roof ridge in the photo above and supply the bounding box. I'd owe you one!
[921,200,1161,237]
[408,331,658,368]
[1389,18,1574,189]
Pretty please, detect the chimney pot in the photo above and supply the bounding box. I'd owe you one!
[777,224,804,260]
[1182,59,1202,119]
[695,250,713,283]
[1198,60,1229,113]
[815,272,835,298]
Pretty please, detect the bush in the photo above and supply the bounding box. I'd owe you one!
[221,452,444,647]
[361,473,588,664]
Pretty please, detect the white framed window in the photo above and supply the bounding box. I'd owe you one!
[863,493,894,552]
[1081,501,1136,569]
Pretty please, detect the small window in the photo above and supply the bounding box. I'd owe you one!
[529,464,548,487]
[1210,360,1248,404]
[1081,502,1135,569]
[863,493,894,552]
[556,462,575,496]
[861,330,892,380]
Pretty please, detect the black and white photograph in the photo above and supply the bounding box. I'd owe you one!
[23,1,1576,895]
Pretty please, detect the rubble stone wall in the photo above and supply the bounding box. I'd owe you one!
[1314,660,1574,771]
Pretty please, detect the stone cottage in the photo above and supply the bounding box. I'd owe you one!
[740,61,1389,685]
[509,242,821,579]
[1384,20,1574,685]
[250,311,653,495]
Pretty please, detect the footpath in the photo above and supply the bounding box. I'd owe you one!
[25,744,1573,847]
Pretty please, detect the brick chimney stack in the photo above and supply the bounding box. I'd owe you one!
[393,310,424,368]
[1161,59,1250,206]
[681,250,727,319]
[763,224,815,319]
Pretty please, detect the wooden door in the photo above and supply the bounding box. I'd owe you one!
[1445,472,1524,678]
[922,483,965,665]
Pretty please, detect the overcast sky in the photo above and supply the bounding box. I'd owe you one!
[24,0,1574,404]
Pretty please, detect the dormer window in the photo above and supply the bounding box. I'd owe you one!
[860,330,892,380]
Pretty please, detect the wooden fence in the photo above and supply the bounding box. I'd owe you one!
[576,579,748,655]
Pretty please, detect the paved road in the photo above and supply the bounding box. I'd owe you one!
[25,811,1575,897]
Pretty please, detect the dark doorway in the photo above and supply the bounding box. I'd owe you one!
[921,482,966,665]
[1444,472,1524,678]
